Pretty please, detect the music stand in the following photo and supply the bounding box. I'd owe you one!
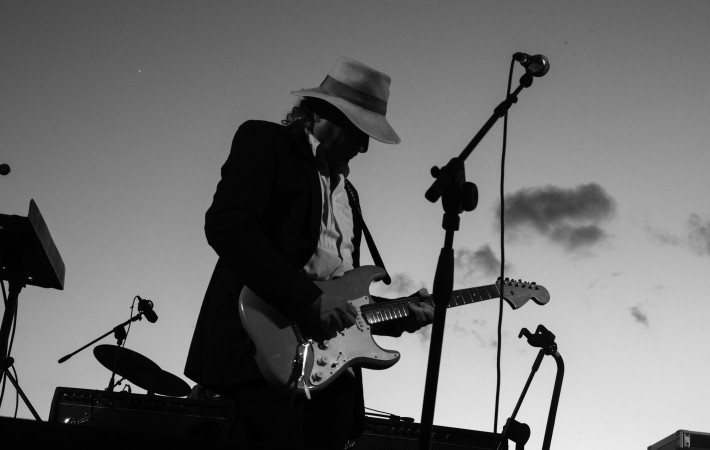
[0,199,65,419]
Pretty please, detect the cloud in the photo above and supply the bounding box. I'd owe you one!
[645,213,710,256]
[416,324,432,344]
[499,183,616,251]
[451,319,495,348]
[645,224,682,246]
[688,213,710,255]
[455,245,513,283]
[645,214,710,257]
[630,305,649,326]
[373,272,422,297]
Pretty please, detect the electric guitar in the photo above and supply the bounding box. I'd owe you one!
[238,265,549,397]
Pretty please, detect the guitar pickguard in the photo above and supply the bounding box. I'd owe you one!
[304,294,400,390]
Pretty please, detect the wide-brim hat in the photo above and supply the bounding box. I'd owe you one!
[291,57,400,144]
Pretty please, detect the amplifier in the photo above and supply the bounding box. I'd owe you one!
[358,416,506,450]
[49,387,234,439]
[649,430,710,450]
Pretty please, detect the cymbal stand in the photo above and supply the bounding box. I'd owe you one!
[497,325,564,450]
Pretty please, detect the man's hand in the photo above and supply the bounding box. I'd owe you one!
[306,294,358,339]
[404,288,435,333]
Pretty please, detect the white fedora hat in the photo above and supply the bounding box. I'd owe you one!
[291,57,400,144]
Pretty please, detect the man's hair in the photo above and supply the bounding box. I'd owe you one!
[282,97,353,135]
[282,98,317,134]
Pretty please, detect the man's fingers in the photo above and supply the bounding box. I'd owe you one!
[410,302,434,324]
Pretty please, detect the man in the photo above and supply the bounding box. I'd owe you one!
[185,57,434,449]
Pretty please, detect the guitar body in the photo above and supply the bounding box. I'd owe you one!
[239,266,400,396]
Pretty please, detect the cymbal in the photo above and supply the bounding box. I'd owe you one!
[152,369,191,397]
[93,344,190,397]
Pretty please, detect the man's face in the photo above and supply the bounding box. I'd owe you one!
[312,107,369,172]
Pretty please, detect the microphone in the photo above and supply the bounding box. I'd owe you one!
[0,164,10,176]
[137,297,158,323]
[513,53,550,77]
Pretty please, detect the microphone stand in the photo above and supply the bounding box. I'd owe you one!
[418,72,537,450]
[496,325,564,450]
[58,311,151,391]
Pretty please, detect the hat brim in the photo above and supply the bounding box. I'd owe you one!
[291,88,400,144]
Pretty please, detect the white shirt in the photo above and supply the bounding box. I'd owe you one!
[302,132,355,280]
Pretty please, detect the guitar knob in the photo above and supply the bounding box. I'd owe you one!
[317,356,329,366]
[311,371,323,382]
[318,341,329,350]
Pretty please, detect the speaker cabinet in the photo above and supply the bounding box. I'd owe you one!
[49,386,233,439]
[649,429,710,450]
[358,417,506,449]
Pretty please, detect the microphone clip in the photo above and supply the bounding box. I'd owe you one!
[513,52,550,78]
[513,52,531,65]
[137,296,154,313]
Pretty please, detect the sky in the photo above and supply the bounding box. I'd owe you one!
[2,1,710,448]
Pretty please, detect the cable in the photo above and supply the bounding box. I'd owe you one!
[494,57,516,434]
[124,296,139,349]
[0,281,6,407]
[12,365,19,418]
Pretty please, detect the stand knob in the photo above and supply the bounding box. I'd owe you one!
[462,182,478,211]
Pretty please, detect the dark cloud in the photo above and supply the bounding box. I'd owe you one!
[499,183,616,251]
[549,224,606,250]
[630,305,649,326]
[688,213,710,255]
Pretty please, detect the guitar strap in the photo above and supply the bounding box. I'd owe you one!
[344,179,392,285]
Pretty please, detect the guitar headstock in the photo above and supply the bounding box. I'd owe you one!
[497,278,550,310]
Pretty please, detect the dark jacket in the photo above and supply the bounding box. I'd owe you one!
[184,120,363,392]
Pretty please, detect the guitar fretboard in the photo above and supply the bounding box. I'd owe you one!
[360,284,501,325]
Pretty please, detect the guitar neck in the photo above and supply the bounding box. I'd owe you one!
[360,284,500,325]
